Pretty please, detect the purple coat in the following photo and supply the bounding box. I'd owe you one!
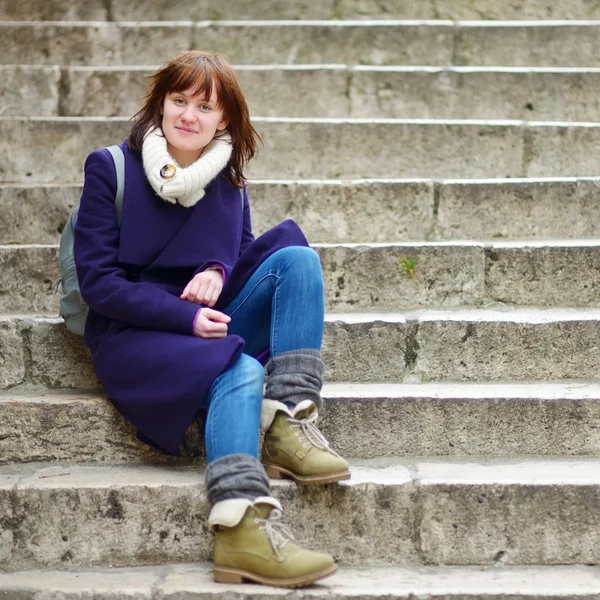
[74,141,309,455]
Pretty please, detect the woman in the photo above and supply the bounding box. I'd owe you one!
[74,50,350,588]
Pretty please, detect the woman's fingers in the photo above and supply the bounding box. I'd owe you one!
[180,281,191,299]
[181,271,224,305]
[205,282,222,307]
[192,308,231,338]
[189,277,206,302]
[201,307,231,323]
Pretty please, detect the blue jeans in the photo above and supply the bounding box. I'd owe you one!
[200,246,325,462]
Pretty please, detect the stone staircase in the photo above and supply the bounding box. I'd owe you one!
[2,1,600,597]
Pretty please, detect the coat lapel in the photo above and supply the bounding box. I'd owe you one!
[117,149,243,271]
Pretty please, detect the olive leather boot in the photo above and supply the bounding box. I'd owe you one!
[261,399,351,485]
[209,496,337,587]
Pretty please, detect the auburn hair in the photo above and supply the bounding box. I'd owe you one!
[129,51,260,188]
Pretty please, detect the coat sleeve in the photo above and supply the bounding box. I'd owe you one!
[239,185,255,257]
[74,148,201,334]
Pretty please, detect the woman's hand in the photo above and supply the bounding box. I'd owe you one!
[181,268,223,307]
[193,307,231,338]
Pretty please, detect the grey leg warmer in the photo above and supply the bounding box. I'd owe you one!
[205,454,270,507]
[264,349,324,409]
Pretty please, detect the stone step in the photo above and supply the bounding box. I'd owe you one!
[3,179,599,245]
[4,241,600,314]
[2,458,600,569]
[3,382,600,465]
[8,65,600,121]
[5,117,600,183]
[4,21,600,68]
[4,0,600,21]
[2,310,600,390]
[2,563,600,599]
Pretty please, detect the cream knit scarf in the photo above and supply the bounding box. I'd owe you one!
[142,127,233,207]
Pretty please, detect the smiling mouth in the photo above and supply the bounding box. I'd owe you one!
[176,126,197,134]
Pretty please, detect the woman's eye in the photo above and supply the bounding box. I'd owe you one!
[200,104,211,111]
[174,98,185,105]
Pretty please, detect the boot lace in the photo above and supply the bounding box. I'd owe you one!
[288,411,342,457]
[255,508,294,559]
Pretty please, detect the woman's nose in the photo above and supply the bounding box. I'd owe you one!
[181,105,197,122]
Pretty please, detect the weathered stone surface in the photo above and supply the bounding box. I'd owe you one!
[413,309,600,381]
[114,0,600,21]
[322,315,410,382]
[5,0,600,21]
[60,67,150,118]
[0,21,454,67]
[350,68,600,121]
[432,0,600,20]
[4,22,600,67]
[317,243,485,310]
[0,0,107,20]
[434,178,600,241]
[456,24,600,67]
[419,460,600,565]
[0,474,17,566]
[0,119,129,184]
[3,563,600,600]
[0,117,528,183]
[0,23,193,67]
[5,383,600,465]
[0,392,204,465]
[0,184,81,244]
[0,66,60,118]
[486,242,600,307]
[0,245,59,314]
[8,465,209,571]
[251,180,436,242]
[112,0,340,20]
[20,318,98,390]
[524,124,600,178]
[191,21,454,67]
[321,382,600,459]
[0,321,25,389]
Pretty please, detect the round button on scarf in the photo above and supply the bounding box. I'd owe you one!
[160,164,177,179]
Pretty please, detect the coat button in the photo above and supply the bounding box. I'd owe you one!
[160,164,176,179]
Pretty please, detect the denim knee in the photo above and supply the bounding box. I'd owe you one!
[274,246,323,280]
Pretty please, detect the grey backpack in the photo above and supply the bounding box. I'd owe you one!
[59,145,125,336]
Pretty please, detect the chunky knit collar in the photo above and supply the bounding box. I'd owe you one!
[141,127,233,207]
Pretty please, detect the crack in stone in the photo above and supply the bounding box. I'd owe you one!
[345,68,354,119]
[405,322,420,371]
[101,0,113,22]
[522,126,535,178]
[18,323,34,388]
[57,68,71,118]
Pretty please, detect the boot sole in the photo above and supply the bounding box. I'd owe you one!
[263,463,352,485]
[214,562,338,588]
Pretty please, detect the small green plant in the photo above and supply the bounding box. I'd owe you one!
[399,256,417,280]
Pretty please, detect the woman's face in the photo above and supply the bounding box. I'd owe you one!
[161,86,228,167]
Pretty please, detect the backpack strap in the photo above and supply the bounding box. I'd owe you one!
[106,145,125,225]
